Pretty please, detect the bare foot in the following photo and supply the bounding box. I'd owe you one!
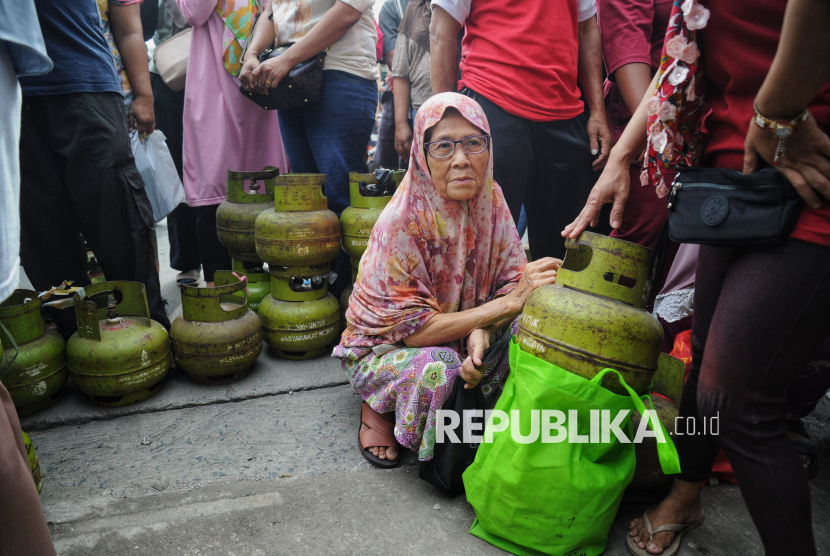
[359,423,398,461]
[629,480,704,554]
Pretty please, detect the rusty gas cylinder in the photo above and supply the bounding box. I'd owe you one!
[625,353,685,502]
[254,174,340,268]
[0,290,68,416]
[171,272,262,384]
[340,171,403,261]
[66,282,171,407]
[216,167,280,262]
[517,232,663,395]
[259,265,340,360]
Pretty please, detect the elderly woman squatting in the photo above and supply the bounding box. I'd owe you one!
[333,93,560,466]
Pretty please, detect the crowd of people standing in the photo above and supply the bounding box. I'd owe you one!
[2,0,830,554]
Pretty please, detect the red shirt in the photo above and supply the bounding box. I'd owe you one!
[703,0,830,246]
[598,0,674,142]
[448,0,590,122]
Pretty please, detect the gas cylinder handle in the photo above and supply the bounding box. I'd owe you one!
[73,281,153,341]
[226,167,280,202]
[183,272,249,323]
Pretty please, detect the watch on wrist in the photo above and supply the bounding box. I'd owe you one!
[753,103,810,165]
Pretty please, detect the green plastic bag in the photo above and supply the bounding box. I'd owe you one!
[463,339,680,556]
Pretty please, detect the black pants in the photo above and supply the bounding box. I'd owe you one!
[675,239,830,555]
[373,91,400,170]
[19,92,170,331]
[151,74,201,273]
[464,89,606,260]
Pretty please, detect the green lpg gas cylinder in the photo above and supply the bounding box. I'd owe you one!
[21,431,43,495]
[340,171,404,260]
[517,232,663,395]
[171,272,262,384]
[625,353,685,502]
[0,290,68,417]
[66,282,171,407]
[259,265,340,360]
[223,259,270,312]
[216,167,280,262]
[255,174,340,268]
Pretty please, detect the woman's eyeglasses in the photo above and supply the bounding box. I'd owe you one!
[424,134,490,159]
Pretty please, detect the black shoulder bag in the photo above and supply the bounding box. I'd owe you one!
[239,11,327,110]
[240,45,327,110]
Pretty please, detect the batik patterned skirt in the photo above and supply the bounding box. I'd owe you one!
[332,320,517,461]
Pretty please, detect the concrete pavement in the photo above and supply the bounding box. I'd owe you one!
[15,218,830,555]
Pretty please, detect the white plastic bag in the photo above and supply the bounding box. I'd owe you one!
[129,130,185,222]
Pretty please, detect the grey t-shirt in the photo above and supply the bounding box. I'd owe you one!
[378,0,410,61]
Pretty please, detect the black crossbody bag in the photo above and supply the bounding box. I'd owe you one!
[666,167,803,247]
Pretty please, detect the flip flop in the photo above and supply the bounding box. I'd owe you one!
[358,402,401,469]
[626,510,704,556]
[176,269,200,286]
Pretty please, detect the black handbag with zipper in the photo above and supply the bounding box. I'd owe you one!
[240,45,327,110]
[666,167,803,247]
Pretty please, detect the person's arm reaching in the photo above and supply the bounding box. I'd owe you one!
[744,0,830,209]
[244,0,368,93]
[109,3,155,134]
[615,64,652,116]
[578,14,611,169]
[429,5,462,94]
[562,71,658,238]
[403,258,560,348]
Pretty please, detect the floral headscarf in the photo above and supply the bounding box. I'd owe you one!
[643,0,710,196]
[215,0,259,76]
[340,93,526,350]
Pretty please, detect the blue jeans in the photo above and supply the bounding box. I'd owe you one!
[278,70,377,294]
[278,70,377,216]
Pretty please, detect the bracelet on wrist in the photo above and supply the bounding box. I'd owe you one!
[753,103,810,165]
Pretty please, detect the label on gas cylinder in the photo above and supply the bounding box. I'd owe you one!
[522,315,540,330]
[114,360,168,387]
[22,362,48,378]
[217,344,260,365]
[226,333,260,352]
[285,318,335,331]
[520,335,545,353]
[283,325,337,342]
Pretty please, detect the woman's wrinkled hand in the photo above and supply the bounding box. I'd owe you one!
[743,113,830,210]
[460,328,490,389]
[239,58,261,91]
[561,153,632,238]
[507,257,562,313]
